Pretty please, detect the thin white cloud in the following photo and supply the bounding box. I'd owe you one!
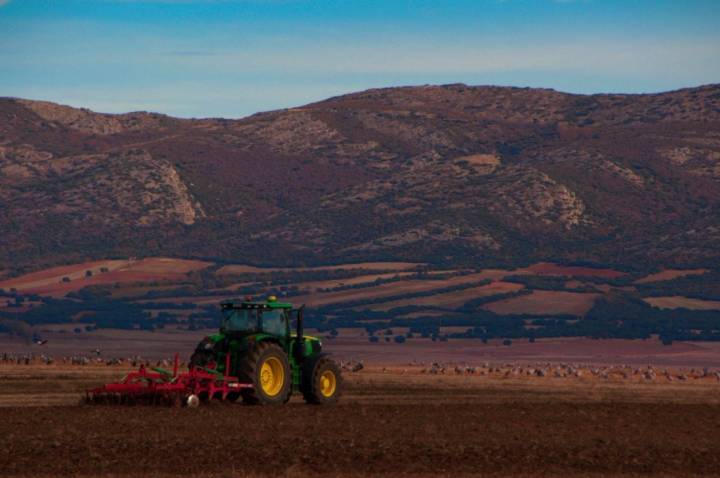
[166,50,216,57]
[155,39,719,78]
[497,0,592,3]
[0,0,12,6]
[103,0,297,3]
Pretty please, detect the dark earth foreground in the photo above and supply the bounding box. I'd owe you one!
[2,378,720,478]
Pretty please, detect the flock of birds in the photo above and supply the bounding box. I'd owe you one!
[1,352,179,368]
[408,361,720,382]
[3,353,720,383]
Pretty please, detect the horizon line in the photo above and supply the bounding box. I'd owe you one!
[4,81,718,120]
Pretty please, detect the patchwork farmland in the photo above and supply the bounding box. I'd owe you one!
[2,257,719,349]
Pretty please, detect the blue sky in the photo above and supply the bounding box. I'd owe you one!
[1,0,719,118]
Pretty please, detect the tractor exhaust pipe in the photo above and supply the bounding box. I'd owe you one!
[295,305,305,362]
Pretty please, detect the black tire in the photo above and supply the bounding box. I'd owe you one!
[239,342,291,405]
[302,356,342,405]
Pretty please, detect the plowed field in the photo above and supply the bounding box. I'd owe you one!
[1,366,720,477]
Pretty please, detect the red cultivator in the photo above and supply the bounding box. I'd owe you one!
[86,354,252,407]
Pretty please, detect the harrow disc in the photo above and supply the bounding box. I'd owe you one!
[186,394,200,408]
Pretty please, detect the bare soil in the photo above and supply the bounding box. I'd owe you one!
[635,269,709,284]
[0,258,212,297]
[290,273,499,307]
[644,296,720,310]
[483,290,601,316]
[216,262,423,275]
[1,365,719,477]
[369,281,524,311]
[519,263,627,279]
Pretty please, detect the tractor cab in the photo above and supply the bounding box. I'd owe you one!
[219,296,292,337]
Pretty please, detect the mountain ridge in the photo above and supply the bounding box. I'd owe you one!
[1,83,720,273]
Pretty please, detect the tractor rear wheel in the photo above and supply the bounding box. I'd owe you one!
[302,356,342,405]
[239,342,291,405]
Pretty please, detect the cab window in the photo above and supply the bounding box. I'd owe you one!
[222,308,259,332]
[262,309,287,336]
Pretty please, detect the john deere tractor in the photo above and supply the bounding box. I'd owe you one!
[189,296,341,405]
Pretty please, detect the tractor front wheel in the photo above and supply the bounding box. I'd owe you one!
[239,342,291,405]
[302,356,342,405]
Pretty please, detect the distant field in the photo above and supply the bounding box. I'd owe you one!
[216,261,423,275]
[483,290,600,316]
[0,259,129,292]
[635,269,709,284]
[4,258,718,340]
[368,281,525,311]
[270,271,415,293]
[644,296,720,310]
[519,262,626,279]
[289,272,498,307]
[0,258,211,297]
[0,259,634,319]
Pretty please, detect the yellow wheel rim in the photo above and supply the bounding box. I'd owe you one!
[319,370,336,398]
[259,357,284,396]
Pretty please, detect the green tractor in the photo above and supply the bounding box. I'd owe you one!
[189,296,342,405]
